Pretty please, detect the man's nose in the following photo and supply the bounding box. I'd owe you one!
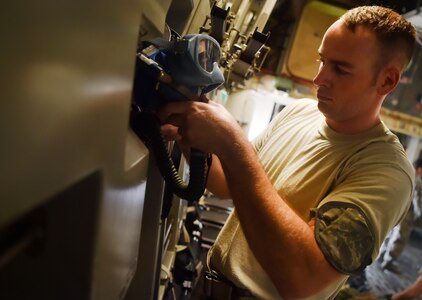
[313,66,329,88]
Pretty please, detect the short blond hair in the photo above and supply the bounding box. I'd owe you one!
[341,6,416,72]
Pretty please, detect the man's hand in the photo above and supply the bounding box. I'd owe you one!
[158,100,243,156]
[158,100,235,198]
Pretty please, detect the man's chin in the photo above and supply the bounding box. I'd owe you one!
[317,100,333,116]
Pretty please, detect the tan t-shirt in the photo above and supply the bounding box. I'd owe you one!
[208,98,414,299]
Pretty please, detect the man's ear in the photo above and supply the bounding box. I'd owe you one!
[377,66,401,96]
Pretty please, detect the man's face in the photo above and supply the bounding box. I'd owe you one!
[313,20,383,131]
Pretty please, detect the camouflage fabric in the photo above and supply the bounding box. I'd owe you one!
[312,202,375,275]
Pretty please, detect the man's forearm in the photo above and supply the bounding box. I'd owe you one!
[206,154,230,198]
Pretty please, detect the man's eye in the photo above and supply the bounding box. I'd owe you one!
[334,65,348,75]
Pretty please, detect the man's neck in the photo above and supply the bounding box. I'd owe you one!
[325,115,381,135]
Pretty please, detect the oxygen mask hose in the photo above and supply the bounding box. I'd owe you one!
[130,105,212,203]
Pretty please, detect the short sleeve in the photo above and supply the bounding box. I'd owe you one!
[313,202,374,274]
[317,147,414,262]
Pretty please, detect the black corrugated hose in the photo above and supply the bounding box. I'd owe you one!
[130,105,211,203]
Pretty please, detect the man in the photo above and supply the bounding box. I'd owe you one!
[379,159,422,274]
[160,6,416,299]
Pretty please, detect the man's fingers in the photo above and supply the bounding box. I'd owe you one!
[161,124,181,141]
[165,113,185,127]
[157,101,194,122]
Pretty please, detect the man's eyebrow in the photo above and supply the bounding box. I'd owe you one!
[318,52,354,69]
[331,59,353,69]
